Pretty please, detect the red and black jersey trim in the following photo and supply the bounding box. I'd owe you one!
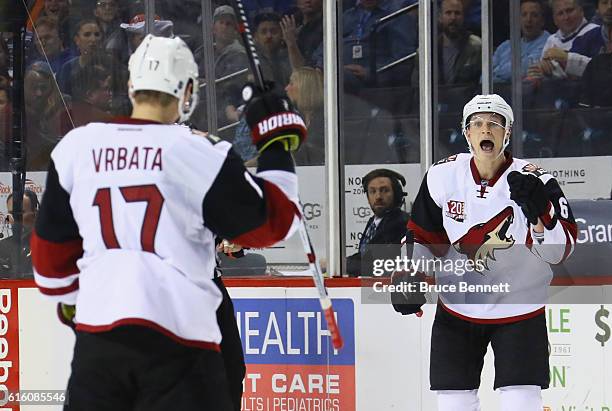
[203,149,297,246]
[31,232,83,278]
[38,277,79,296]
[76,318,221,352]
[108,116,163,125]
[440,301,545,324]
[469,152,513,186]
[559,219,578,263]
[32,160,83,278]
[408,172,450,256]
[231,180,298,247]
[538,201,556,230]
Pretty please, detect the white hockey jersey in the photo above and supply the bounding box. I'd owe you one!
[408,153,577,321]
[32,118,301,348]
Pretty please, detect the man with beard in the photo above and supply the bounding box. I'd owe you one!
[253,12,292,92]
[438,0,482,85]
[346,169,410,277]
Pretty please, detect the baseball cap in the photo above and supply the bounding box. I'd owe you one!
[213,5,236,21]
[120,14,174,37]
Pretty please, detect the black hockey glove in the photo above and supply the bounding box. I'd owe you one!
[243,83,307,153]
[390,271,426,316]
[57,303,76,330]
[507,171,550,226]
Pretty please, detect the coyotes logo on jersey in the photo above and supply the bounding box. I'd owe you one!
[453,206,515,272]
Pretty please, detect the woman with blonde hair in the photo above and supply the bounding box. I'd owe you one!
[232,66,325,165]
[285,66,324,165]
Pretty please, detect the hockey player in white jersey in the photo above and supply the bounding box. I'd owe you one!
[31,34,306,410]
[394,94,577,411]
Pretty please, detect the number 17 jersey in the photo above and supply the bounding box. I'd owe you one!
[32,118,301,348]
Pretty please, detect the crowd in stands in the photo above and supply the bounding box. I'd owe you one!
[0,0,610,175]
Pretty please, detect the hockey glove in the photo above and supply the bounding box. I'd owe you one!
[243,83,307,153]
[57,303,76,330]
[390,271,426,316]
[507,171,552,227]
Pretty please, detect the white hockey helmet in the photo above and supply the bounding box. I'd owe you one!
[462,94,514,158]
[128,34,199,123]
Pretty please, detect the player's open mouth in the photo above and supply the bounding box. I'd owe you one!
[480,140,494,153]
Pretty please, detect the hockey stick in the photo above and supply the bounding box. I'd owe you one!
[229,0,343,349]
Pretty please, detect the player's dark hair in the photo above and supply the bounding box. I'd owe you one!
[362,169,407,208]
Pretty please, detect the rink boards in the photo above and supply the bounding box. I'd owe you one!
[1,279,611,411]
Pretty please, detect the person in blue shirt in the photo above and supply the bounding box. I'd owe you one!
[27,17,74,75]
[492,0,550,83]
[315,0,417,92]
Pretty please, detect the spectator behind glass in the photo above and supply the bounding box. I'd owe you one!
[329,0,417,93]
[58,18,129,113]
[438,0,482,85]
[492,0,550,83]
[36,0,74,48]
[67,65,113,128]
[0,84,10,170]
[0,68,9,88]
[57,19,102,95]
[0,38,9,70]
[280,0,323,69]
[24,62,66,170]
[580,3,612,107]
[238,0,297,23]
[0,85,8,113]
[94,0,125,58]
[117,14,174,64]
[534,0,601,78]
[0,190,39,277]
[345,168,410,277]
[564,0,612,72]
[232,67,325,166]
[28,17,74,75]
[193,6,249,130]
[286,67,325,165]
[253,13,292,92]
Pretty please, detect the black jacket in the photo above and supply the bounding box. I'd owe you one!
[346,207,411,277]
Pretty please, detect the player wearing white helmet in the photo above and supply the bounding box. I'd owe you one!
[393,94,577,410]
[32,34,307,411]
[127,34,199,123]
